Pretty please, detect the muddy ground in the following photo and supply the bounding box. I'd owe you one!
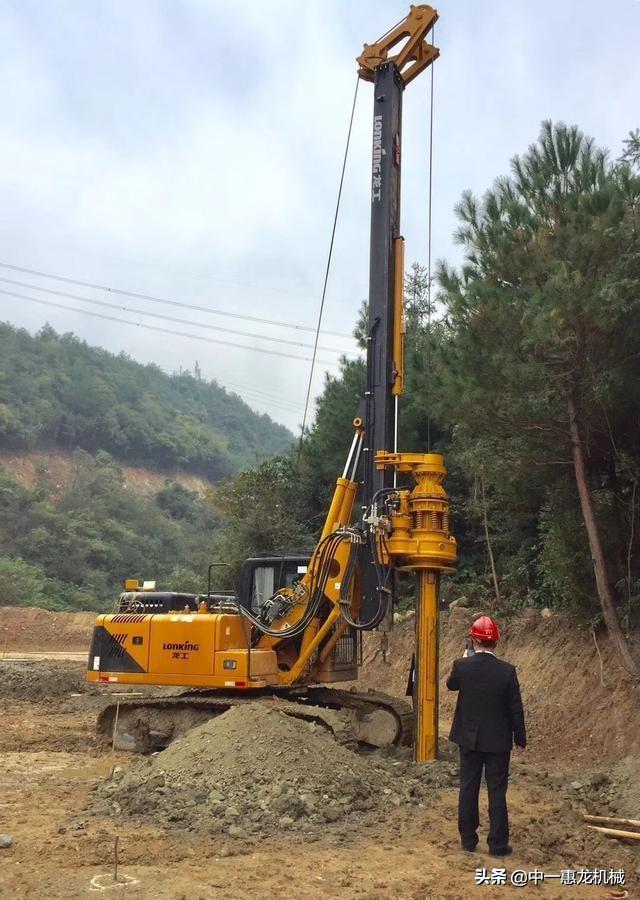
[1,608,639,899]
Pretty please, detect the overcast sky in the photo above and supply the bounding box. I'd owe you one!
[1,0,638,431]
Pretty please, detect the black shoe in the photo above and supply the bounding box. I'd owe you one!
[489,846,513,858]
[461,841,478,853]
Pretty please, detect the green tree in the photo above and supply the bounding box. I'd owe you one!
[620,128,640,168]
[0,454,220,612]
[0,556,49,608]
[211,457,314,584]
[156,481,198,520]
[436,121,640,672]
[297,357,366,519]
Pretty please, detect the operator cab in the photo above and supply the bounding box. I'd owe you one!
[238,556,310,615]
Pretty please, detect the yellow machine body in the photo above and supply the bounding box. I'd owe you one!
[87,471,361,691]
[87,611,278,689]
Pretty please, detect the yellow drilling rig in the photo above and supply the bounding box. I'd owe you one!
[87,4,456,763]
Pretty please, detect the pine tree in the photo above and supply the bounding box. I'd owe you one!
[437,121,640,673]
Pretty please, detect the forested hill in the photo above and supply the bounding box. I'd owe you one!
[0,323,292,479]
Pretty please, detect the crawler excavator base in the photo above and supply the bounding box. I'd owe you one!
[97,687,413,754]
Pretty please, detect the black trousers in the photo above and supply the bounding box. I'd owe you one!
[458,747,510,851]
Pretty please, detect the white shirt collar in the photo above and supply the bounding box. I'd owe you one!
[475,649,496,656]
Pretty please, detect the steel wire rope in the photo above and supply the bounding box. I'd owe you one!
[0,261,354,340]
[297,76,360,460]
[0,276,352,357]
[0,288,338,366]
[375,12,407,44]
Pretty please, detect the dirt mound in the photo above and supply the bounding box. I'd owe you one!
[609,757,640,818]
[0,606,94,652]
[510,777,638,869]
[567,756,640,820]
[93,702,457,837]
[0,660,90,700]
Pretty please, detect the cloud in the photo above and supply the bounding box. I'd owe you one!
[1,0,638,430]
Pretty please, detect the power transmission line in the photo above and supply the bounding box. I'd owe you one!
[1,286,312,417]
[0,276,353,357]
[217,377,301,407]
[0,261,355,340]
[214,388,301,415]
[222,391,302,415]
[0,287,304,415]
[215,375,305,413]
[91,248,365,305]
[211,376,303,412]
[0,288,339,366]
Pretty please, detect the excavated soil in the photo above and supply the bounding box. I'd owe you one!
[583,756,640,820]
[0,659,91,700]
[89,700,639,879]
[92,703,456,837]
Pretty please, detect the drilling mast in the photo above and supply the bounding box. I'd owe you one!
[357,5,456,761]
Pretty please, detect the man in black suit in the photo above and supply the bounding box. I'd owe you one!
[446,615,526,857]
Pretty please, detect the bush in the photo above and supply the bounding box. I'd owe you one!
[0,556,49,607]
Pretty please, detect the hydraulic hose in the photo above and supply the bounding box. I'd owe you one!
[234,531,348,639]
[339,532,391,631]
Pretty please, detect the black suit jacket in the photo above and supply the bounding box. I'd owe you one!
[446,652,526,753]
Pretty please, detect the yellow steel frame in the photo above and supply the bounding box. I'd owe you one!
[357,5,439,86]
[392,236,406,397]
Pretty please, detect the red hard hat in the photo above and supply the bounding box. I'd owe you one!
[469,615,500,643]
